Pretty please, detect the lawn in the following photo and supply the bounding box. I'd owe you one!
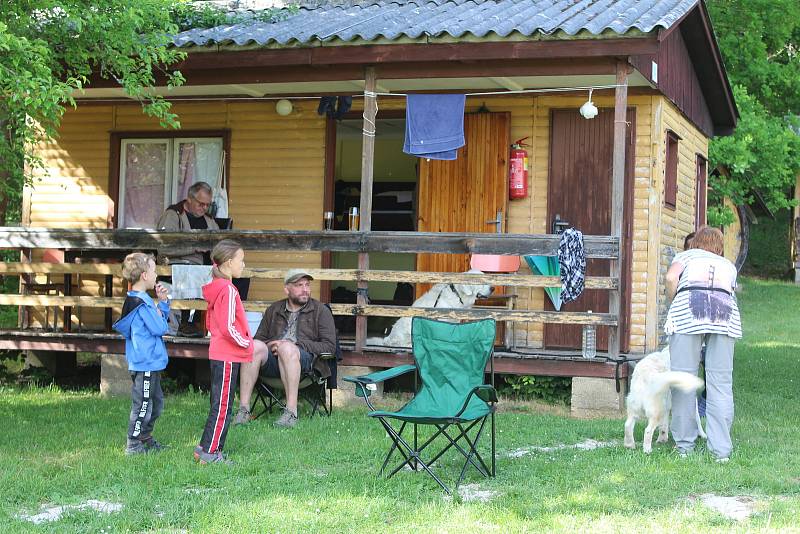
[1,277,798,532]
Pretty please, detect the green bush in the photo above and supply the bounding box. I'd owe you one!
[743,208,793,278]
[499,375,571,405]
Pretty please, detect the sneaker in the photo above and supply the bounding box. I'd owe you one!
[674,446,693,458]
[194,447,233,465]
[177,322,203,338]
[143,438,168,452]
[125,440,148,455]
[274,408,298,428]
[714,456,730,464]
[233,407,252,426]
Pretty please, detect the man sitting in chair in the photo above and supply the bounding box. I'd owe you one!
[234,269,337,428]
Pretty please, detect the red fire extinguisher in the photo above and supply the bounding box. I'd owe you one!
[509,137,529,200]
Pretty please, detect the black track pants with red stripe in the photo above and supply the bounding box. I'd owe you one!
[199,360,240,454]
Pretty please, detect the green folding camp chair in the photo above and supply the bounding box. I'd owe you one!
[344,317,498,495]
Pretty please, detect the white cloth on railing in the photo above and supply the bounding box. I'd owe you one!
[171,265,212,300]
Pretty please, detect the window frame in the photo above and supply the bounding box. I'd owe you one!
[109,130,230,229]
[695,153,708,229]
[664,130,680,210]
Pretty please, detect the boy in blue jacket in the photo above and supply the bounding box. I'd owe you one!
[113,252,171,455]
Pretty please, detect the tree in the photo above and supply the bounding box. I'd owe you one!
[0,0,187,226]
[0,1,295,227]
[706,0,800,225]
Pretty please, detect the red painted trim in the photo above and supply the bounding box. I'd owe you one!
[173,40,659,70]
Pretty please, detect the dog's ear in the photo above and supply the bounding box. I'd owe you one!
[459,284,476,297]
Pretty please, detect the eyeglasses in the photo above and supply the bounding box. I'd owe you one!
[189,195,211,209]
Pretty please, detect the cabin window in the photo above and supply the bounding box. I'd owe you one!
[695,154,708,228]
[664,131,679,209]
[118,137,223,228]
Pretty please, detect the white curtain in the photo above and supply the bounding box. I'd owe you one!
[122,142,167,228]
[174,140,223,203]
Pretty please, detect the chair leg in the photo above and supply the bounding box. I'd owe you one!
[491,411,496,477]
[250,381,283,421]
[377,418,452,495]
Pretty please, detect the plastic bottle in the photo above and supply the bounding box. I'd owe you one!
[582,310,596,359]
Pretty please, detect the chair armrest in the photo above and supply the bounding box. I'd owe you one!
[343,364,416,385]
[343,364,416,400]
[455,385,498,418]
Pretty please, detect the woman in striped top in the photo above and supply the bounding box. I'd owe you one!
[665,226,741,462]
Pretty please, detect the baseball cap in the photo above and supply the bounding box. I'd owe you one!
[284,268,314,284]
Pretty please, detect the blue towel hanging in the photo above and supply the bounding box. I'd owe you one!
[403,94,466,160]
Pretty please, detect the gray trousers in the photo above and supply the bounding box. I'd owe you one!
[128,371,164,444]
[669,333,735,458]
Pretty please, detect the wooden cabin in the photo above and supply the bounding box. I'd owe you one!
[1,0,738,412]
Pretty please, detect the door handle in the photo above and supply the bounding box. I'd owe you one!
[485,209,503,233]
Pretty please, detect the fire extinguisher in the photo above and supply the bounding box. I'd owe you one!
[509,137,529,200]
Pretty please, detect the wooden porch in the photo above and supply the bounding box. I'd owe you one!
[0,227,629,381]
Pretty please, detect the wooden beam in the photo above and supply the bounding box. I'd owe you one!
[0,295,616,325]
[339,351,627,377]
[176,40,660,69]
[356,67,378,352]
[0,330,628,377]
[608,61,630,358]
[0,262,618,288]
[0,228,619,258]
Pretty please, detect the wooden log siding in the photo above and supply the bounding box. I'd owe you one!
[0,295,616,326]
[0,228,619,258]
[0,263,617,289]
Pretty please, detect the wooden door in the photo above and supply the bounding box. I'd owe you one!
[416,112,510,291]
[544,108,634,352]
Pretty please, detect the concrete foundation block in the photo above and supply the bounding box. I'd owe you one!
[571,376,627,419]
[100,354,130,398]
[332,365,384,408]
[25,351,77,377]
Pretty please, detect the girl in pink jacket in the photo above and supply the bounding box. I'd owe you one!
[194,239,265,464]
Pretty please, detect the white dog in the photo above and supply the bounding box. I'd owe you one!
[624,346,706,454]
[367,269,493,348]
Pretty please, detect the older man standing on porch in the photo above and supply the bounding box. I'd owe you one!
[234,269,337,428]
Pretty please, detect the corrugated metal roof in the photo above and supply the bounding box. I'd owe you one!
[174,0,698,48]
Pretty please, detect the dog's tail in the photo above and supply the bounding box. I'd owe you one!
[652,371,705,396]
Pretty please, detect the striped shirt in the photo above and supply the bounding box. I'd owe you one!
[664,249,742,339]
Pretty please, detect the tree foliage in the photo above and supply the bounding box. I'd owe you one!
[706,0,800,225]
[0,0,189,225]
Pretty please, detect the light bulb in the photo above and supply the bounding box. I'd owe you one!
[275,99,293,116]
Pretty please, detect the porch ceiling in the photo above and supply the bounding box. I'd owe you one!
[74,72,652,100]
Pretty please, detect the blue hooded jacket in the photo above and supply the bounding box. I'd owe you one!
[112,290,170,372]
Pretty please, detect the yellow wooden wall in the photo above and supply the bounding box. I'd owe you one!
[653,97,709,348]
[29,95,710,352]
[27,101,326,328]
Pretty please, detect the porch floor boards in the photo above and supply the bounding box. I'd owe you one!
[0,329,629,379]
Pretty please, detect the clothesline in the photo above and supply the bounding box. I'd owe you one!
[76,84,625,103]
[366,84,623,98]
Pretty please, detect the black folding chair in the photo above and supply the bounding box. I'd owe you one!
[250,351,338,419]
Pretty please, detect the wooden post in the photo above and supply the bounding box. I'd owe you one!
[608,61,629,358]
[356,66,377,351]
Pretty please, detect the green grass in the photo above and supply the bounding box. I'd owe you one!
[1,277,799,532]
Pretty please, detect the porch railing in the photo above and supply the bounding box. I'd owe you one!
[0,227,622,356]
